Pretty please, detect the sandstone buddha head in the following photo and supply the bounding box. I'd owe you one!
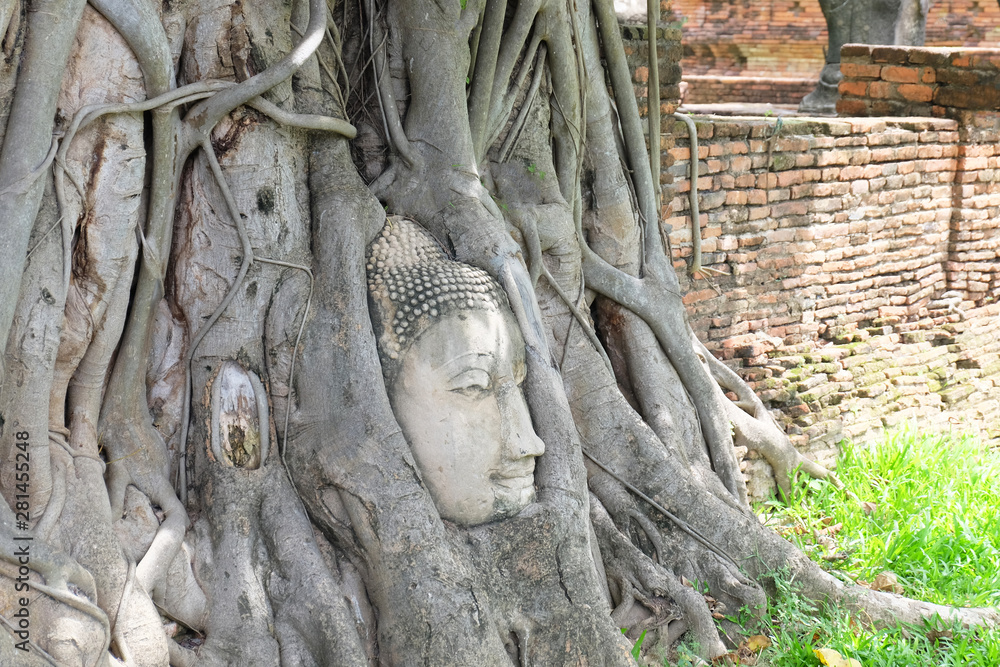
[367,217,545,525]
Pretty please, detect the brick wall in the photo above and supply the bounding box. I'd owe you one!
[838,44,1000,306]
[619,13,1000,498]
[672,0,1000,104]
[683,75,817,105]
[664,114,1000,498]
[838,44,1000,116]
[621,13,686,208]
[621,22,685,118]
[673,0,827,77]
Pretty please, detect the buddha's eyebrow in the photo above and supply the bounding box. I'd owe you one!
[434,351,495,373]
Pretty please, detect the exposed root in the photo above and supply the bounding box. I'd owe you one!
[361,0,417,166]
[585,454,735,567]
[695,338,855,501]
[671,112,728,280]
[591,493,727,661]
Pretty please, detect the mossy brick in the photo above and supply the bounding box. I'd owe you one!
[928,366,954,381]
[775,355,807,369]
[803,419,843,439]
[819,406,843,421]
[851,342,875,355]
[799,383,837,404]
[939,384,975,404]
[923,356,950,372]
[798,374,828,392]
[769,154,798,172]
[875,389,901,406]
[853,371,889,388]
[782,368,806,383]
[983,360,1000,376]
[892,375,929,387]
[819,393,844,408]
[841,353,873,369]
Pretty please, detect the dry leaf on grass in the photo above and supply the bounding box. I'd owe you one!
[814,647,863,667]
[872,571,904,594]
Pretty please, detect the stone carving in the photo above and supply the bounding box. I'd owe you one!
[366,217,545,525]
[210,360,270,469]
[800,0,927,114]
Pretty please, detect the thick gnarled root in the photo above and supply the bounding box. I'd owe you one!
[590,492,727,661]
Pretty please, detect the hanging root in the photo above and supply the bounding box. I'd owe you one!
[671,112,725,281]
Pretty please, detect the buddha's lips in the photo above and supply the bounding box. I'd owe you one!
[491,464,535,488]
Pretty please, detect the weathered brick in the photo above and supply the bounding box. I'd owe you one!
[836,99,869,116]
[870,46,910,64]
[841,62,883,80]
[868,80,894,99]
[881,65,920,83]
[644,43,1000,482]
[841,44,874,59]
[899,83,934,103]
[839,80,869,97]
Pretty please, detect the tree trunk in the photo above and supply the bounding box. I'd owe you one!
[0,0,994,665]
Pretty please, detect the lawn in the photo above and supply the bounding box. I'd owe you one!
[678,428,1000,666]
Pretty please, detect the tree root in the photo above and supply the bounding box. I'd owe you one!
[97,0,335,615]
[590,493,727,661]
[578,1,747,505]
[195,429,367,666]
[670,112,728,280]
[0,0,87,350]
[696,338,855,501]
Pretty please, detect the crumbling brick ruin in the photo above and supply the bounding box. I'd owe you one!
[621,6,1000,499]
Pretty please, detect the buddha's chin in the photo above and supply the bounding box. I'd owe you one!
[491,478,536,521]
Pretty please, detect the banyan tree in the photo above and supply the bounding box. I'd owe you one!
[0,0,996,664]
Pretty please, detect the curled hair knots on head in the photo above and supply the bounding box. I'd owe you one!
[366,216,510,380]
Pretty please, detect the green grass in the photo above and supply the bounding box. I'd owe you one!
[747,573,1000,667]
[760,428,1000,607]
[742,428,1000,666]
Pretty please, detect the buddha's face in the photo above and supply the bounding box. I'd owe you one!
[388,308,545,525]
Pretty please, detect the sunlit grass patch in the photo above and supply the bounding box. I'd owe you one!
[742,428,1000,666]
[759,428,1000,607]
[749,574,1000,667]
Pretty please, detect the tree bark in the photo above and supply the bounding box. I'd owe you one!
[0,0,994,665]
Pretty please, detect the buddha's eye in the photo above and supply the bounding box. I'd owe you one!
[448,369,492,397]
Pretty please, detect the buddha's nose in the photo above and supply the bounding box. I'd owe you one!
[515,427,545,458]
[499,382,545,458]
